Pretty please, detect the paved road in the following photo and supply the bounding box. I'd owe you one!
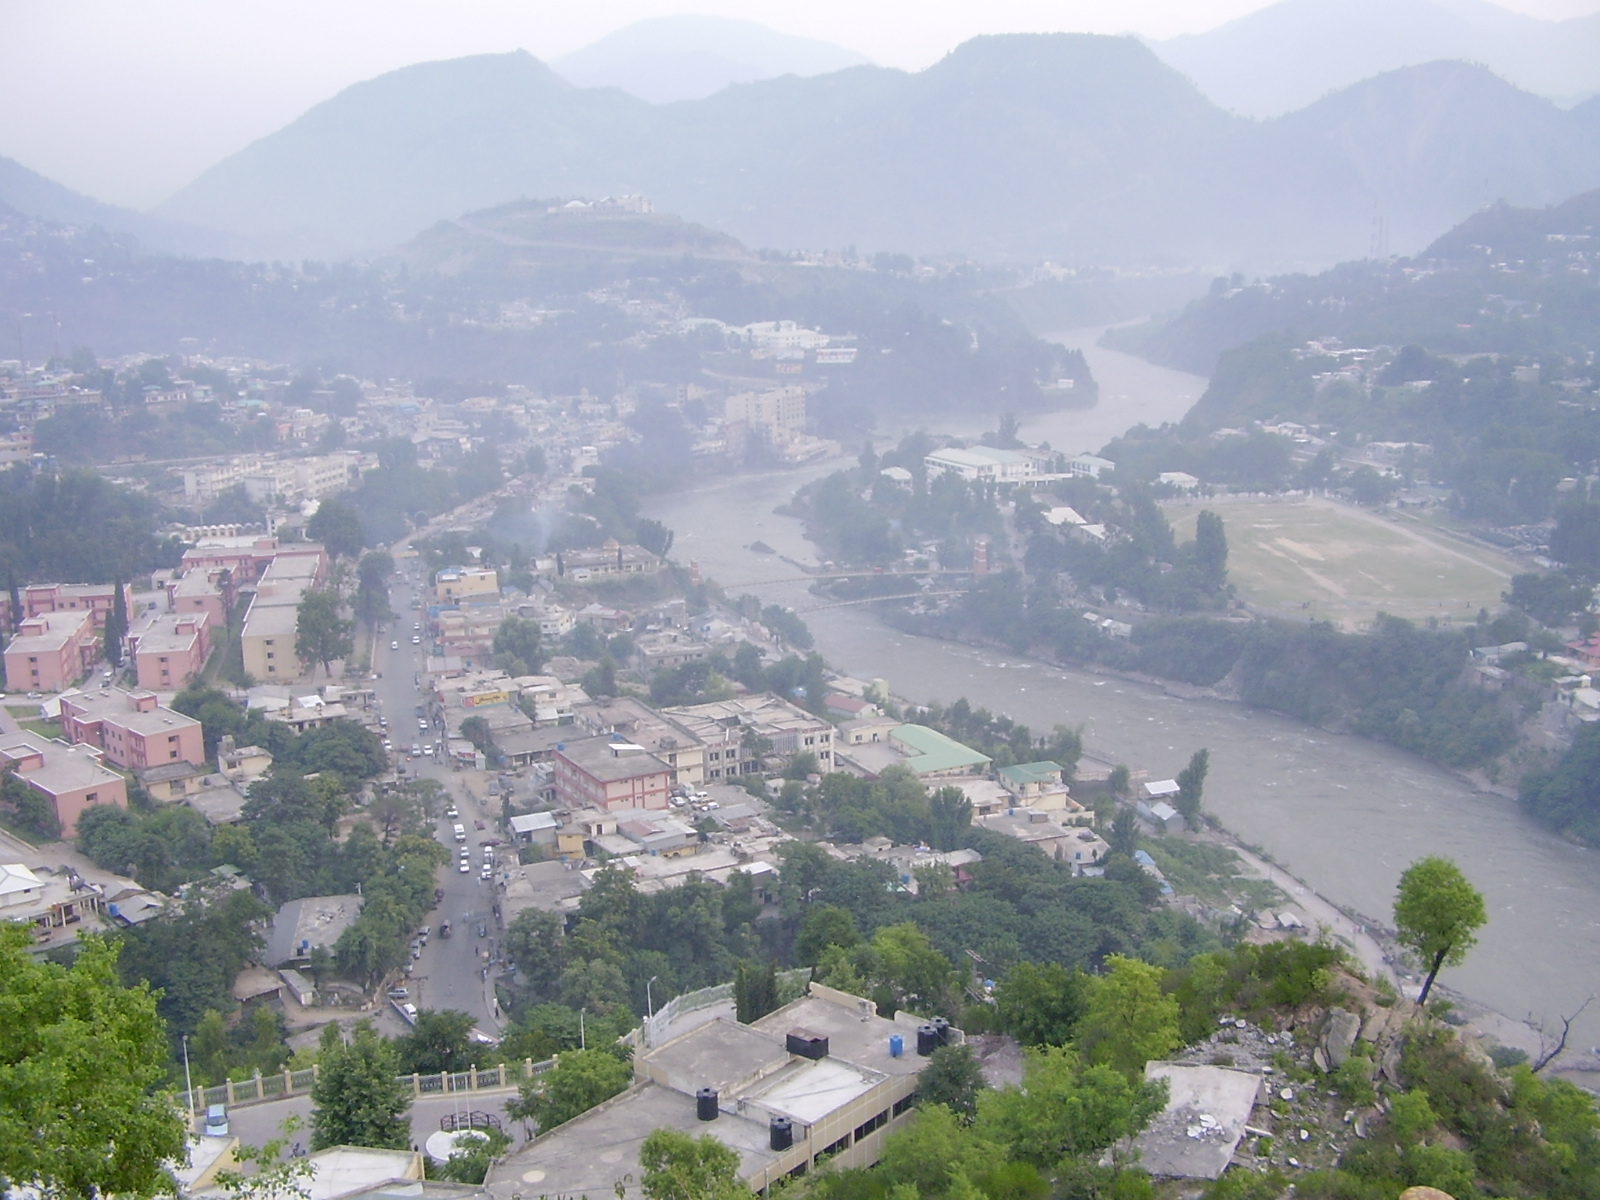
[371,554,507,1037]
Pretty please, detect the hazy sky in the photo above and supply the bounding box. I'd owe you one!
[3,0,1598,209]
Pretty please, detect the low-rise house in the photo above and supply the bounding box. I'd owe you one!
[974,808,1080,863]
[0,730,128,836]
[508,810,559,851]
[500,859,591,921]
[632,631,712,674]
[60,687,206,772]
[886,725,991,779]
[0,861,110,939]
[263,894,364,968]
[997,760,1074,811]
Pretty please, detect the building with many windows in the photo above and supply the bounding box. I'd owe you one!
[0,731,127,836]
[60,688,206,773]
[3,610,100,693]
[553,736,675,811]
[130,612,212,691]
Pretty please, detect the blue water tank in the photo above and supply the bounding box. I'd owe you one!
[889,1034,904,1058]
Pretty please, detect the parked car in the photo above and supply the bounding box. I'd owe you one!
[391,640,399,650]
[387,986,409,1000]
[459,860,471,873]
[205,1104,229,1137]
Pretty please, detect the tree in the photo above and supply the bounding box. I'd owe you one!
[309,1020,412,1150]
[919,1043,987,1122]
[1393,856,1488,1004]
[996,962,1090,1047]
[639,1128,753,1200]
[398,1008,483,1074]
[0,927,187,1200]
[306,499,366,561]
[296,590,354,677]
[1108,808,1139,858]
[974,1044,1168,1169]
[734,960,780,1024]
[929,786,974,851]
[505,908,567,999]
[104,579,128,668]
[795,905,860,966]
[354,551,394,628]
[1175,748,1209,831]
[458,716,495,757]
[492,615,544,676]
[1193,510,1228,593]
[1077,956,1181,1079]
[637,518,675,559]
[517,1047,631,1132]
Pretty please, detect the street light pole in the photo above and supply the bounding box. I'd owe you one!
[646,975,658,1021]
[580,1007,586,1050]
[181,1034,195,1129]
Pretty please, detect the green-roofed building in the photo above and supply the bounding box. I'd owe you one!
[887,724,992,778]
[997,760,1076,812]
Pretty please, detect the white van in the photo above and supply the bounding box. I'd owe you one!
[453,823,466,842]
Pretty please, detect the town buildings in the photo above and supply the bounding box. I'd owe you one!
[129,612,212,691]
[238,546,329,681]
[0,730,128,836]
[0,581,135,633]
[59,688,206,773]
[3,610,100,692]
[552,737,675,812]
[662,695,834,779]
[923,445,1036,485]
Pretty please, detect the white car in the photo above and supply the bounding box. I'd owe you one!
[412,635,421,645]
[459,860,471,873]
[391,640,399,650]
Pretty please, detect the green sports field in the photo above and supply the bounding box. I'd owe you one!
[1165,499,1521,629]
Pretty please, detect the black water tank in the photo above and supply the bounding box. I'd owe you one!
[786,1030,829,1060]
[932,1017,952,1046]
[770,1116,794,1151]
[916,1024,940,1056]
[696,1087,719,1121]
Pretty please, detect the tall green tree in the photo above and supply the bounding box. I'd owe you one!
[306,499,366,561]
[354,551,394,628]
[104,579,128,668]
[1175,748,1210,831]
[295,590,354,677]
[398,1009,484,1075]
[996,962,1090,1047]
[1193,509,1228,593]
[492,615,544,676]
[0,927,187,1200]
[733,960,780,1024]
[929,786,974,851]
[309,1021,412,1150]
[1393,856,1488,1004]
[1077,955,1181,1079]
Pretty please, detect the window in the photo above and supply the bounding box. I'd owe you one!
[85,792,97,803]
[854,1111,888,1141]
[817,1134,851,1163]
[892,1094,916,1117]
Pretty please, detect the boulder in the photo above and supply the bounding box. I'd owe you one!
[1323,1007,1362,1068]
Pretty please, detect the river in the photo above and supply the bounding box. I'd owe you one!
[653,330,1600,1061]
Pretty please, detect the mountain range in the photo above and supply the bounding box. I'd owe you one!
[1152,0,1600,118]
[548,15,870,104]
[145,34,1600,271]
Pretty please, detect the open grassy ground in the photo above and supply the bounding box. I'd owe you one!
[1165,498,1520,629]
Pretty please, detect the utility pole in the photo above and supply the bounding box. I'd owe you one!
[646,974,658,1021]
[181,1034,196,1129]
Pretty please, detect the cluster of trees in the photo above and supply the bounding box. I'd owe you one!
[911,578,1517,771]
[345,438,503,544]
[0,466,182,586]
[794,435,1008,568]
[1020,491,1232,613]
[774,770,977,849]
[1519,722,1600,844]
[649,647,830,715]
[917,697,1084,774]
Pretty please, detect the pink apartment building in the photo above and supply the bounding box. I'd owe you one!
[166,570,230,627]
[129,612,212,691]
[0,581,135,634]
[3,610,100,693]
[60,689,206,772]
[553,737,675,811]
[0,731,128,836]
